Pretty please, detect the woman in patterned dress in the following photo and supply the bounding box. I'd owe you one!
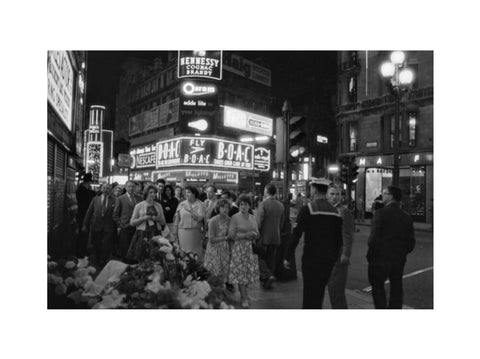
[227,195,260,309]
[127,185,166,263]
[204,199,231,282]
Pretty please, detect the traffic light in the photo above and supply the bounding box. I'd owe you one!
[350,162,359,181]
[340,165,349,183]
[289,115,306,158]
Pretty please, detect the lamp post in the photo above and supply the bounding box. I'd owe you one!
[282,100,292,205]
[380,51,414,187]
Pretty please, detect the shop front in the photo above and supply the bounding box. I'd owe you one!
[355,152,433,223]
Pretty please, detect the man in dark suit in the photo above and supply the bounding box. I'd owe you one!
[256,183,284,289]
[82,183,115,267]
[113,181,142,261]
[367,186,416,309]
[76,173,96,257]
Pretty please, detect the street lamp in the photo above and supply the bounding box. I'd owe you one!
[380,51,414,187]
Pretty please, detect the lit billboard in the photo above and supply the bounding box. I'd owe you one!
[47,51,74,130]
[178,51,222,80]
[223,106,273,136]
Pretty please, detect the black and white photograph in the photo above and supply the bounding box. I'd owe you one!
[47,49,433,311]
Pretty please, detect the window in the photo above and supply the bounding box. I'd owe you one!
[390,114,403,149]
[408,112,417,147]
[347,76,357,102]
[349,122,358,152]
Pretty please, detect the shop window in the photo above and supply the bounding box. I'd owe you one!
[347,76,357,102]
[349,122,358,152]
[408,112,417,147]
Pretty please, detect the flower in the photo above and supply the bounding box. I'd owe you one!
[87,266,96,275]
[159,246,172,254]
[77,257,89,269]
[48,261,58,270]
[165,253,175,261]
[64,277,76,287]
[65,261,76,269]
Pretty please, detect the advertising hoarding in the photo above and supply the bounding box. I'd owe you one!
[223,52,272,87]
[129,98,179,136]
[47,51,74,130]
[130,143,157,170]
[254,147,271,172]
[156,136,254,170]
[86,142,103,181]
[178,51,222,80]
[152,169,239,184]
[223,106,273,136]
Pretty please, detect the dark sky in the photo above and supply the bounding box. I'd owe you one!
[85,51,337,124]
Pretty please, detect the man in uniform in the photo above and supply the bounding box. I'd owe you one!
[284,178,343,309]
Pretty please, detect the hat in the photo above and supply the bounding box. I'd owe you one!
[310,177,331,186]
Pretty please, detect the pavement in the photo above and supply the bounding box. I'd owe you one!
[226,272,412,309]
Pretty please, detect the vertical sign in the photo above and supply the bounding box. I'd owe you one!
[47,51,74,130]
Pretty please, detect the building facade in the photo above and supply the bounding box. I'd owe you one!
[47,50,88,257]
[115,51,274,193]
[336,51,433,223]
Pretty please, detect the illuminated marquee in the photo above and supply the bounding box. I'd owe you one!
[86,142,103,180]
[155,137,254,170]
[223,106,273,136]
[182,82,217,96]
[254,147,271,172]
[178,51,222,80]
[130,143,157,169]
[47,51,74,130]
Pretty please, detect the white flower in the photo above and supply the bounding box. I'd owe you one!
[65,261,76,269]
[77,257,89,269]
[152,235,171,247]
[159,246,172,254]
[48,262,57,270]
[165,253,175,261]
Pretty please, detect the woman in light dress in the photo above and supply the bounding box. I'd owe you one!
[174,186,205,259]
[227,195,260,309]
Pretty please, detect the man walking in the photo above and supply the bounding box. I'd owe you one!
[82,183,116,267]
[367,186,415,309]
[256,183,284,289]
[113,181,142,261]
[284,178,343,309]
[326,185,355,309]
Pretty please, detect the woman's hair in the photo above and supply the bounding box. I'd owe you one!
[215,198,231,212]
[143,184,158,200]
[184,186,199,199]
[163,184,174,198]
[237,194,252,207]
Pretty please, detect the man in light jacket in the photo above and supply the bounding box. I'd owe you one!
[256,183,285,289]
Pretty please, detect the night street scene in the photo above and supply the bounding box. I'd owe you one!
[47,50,433,310]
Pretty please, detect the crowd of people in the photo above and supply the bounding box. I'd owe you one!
[76,173,416,309]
